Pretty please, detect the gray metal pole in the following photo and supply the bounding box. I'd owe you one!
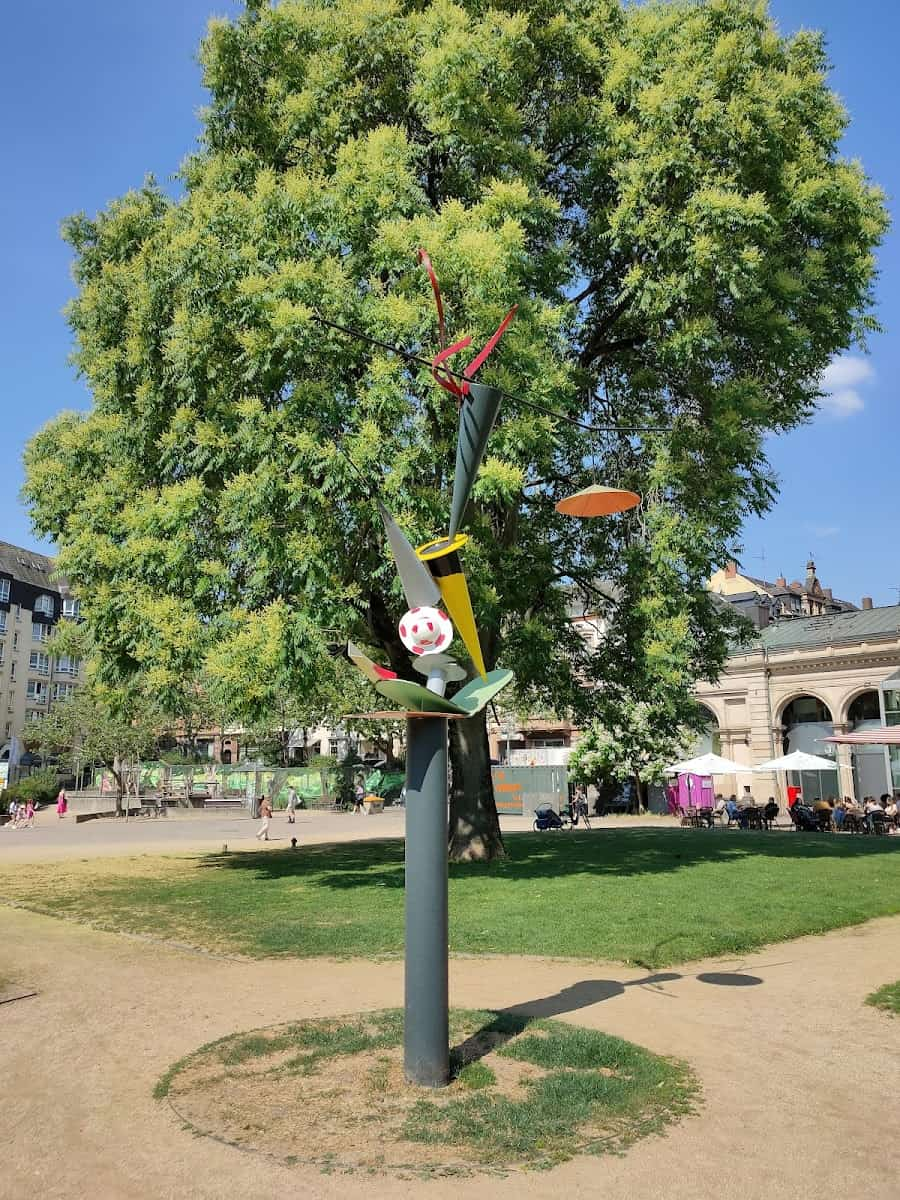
[404,715,449,1087]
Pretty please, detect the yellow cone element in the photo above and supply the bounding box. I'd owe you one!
[416,533,487,680]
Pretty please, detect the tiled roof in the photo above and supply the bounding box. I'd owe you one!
[0,541,67,591]
[735,571,855,608]
[740,606,900,654]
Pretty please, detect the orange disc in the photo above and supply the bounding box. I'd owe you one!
[555,485,641,518]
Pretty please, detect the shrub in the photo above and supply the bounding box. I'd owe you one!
[2,768,60,810]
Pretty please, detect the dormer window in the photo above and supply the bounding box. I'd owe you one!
[34,594,54,617]
[0,579,9,603]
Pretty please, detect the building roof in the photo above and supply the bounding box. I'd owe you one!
[751,605,900,653]
[713,564,856,609]
[0,541,65,591]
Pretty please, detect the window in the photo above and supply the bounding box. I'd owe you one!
[9,662,15,680]
[62,597,80,618]
[33,594,54,617]
[0,646,4,667]
[0,579,9,602]
[15,604,21,622]
[12,631,18,649]
[32,622,50,643]
[26,681,46,702]
[3,722,9,737]
[25,709,44,723]
[29,652,50,676]
[0,612,6,634]
[56,656,80,677]
[53,682,75,701]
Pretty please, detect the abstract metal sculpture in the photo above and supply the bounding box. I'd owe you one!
[341,253,643,1087]
[341,253,517,1087]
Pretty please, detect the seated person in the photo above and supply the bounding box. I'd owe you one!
[725,795,739,821]
[833,799,846,829]
[864,795,885,832]
[763,798,779,824]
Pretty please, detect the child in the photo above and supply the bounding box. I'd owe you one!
[24,799,35,829]
[285,785,298,824]
[56,788,68,818]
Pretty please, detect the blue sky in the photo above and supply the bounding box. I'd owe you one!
[0,1,895,605]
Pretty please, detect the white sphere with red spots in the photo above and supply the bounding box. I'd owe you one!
[398,606,453,656]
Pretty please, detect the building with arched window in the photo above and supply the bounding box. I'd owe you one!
[695,605,900,802]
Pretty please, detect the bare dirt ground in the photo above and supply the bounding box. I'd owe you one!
[0,808,678,864]
[1,905,897,1199]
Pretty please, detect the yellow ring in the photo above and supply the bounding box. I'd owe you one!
[416,532,469,561]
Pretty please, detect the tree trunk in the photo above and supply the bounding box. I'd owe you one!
[448,712,505,862]
[632,773,647,814]
[111,757,124,816]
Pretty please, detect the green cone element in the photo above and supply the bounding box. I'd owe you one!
[448,382,503,539]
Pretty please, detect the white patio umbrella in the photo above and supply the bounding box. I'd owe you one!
[664,752,747,776]
[752,751,837,773]
[752,749,837,807]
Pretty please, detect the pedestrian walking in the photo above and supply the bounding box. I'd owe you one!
[285,785,298,824]
[256,794,272,841]
[56,788,68,818]
[7,799,19,828]
[24,799,35,829]
[354,783,364,814]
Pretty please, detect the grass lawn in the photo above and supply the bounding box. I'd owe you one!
[156,1007,698,1171]
[866,980,900,1016]
[1,829,899,967]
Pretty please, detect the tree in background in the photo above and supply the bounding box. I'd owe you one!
[33,677,160,815]
[24,0,886,860]
[568,697,693,813]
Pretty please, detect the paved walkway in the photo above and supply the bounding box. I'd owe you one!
[1,905,897,1199]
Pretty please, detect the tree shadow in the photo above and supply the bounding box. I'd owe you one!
[198,827,900,891]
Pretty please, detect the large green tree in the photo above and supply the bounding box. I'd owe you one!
[25,0,885,859]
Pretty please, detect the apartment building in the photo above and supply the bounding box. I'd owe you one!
[0,541,81,761]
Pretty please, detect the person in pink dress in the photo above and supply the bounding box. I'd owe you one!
[24,799,35,828]
[56,788,68,818]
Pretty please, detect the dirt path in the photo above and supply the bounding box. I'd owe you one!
[0,810,678,864]
[1,908,897,1199]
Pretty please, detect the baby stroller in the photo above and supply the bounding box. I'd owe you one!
[533,803,565,831]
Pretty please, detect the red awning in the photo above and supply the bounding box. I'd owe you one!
[823,729,900,745]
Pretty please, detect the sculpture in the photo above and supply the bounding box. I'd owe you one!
[340,252,641,1087]
[340,253,517,1087]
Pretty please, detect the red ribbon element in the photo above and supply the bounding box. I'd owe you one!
[417,247,517,401]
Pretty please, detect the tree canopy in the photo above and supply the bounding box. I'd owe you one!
[25,0,886,858]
